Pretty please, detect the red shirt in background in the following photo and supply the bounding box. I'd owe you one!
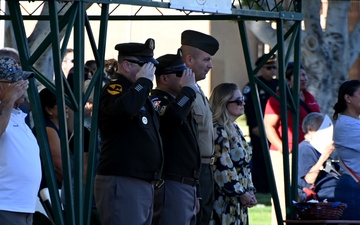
[264,90,321,151]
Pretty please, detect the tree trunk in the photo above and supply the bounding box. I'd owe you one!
[246,0,360,116]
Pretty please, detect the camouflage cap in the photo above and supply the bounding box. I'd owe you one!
[0,56,34,82]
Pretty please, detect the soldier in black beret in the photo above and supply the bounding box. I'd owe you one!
[95,38,163,225]
[242,53,278,194]
[180,30,219,225]
[180,30,219,82]
[150,51,201,225]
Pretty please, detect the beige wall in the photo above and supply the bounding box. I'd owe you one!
[211,20,259,93]
[19,3,259,96]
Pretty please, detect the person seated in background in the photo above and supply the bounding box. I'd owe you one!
[298,112,339,202]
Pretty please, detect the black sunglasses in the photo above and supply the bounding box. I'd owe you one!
[175,71,184,77]
[124,59,145,67]
[163,71,184,77]
[228,96,245,106]
[264,66,277,70]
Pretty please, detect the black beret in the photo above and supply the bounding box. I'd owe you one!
[155,50,187,76]
[255,53,277,66]
[115,38,158,64]
[181,30,219,56]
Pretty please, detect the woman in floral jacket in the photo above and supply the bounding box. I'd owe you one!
[209,83,257,225]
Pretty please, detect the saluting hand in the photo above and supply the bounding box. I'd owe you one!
[179,68,196,90]
[0,80,29,104]
[135,62,155,81]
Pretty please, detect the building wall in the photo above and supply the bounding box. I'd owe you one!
[211,20,260,92]
[9,3,261,97]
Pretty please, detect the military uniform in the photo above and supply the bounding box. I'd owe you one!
[242,54,278,194]
[181,30,219,225]
[94,39,163,225]
[97,75,162,179]
[150,53,201,225]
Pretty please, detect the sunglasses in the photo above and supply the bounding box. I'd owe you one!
[264,66,277,70]
[124,59,145,67]
[228,96,245,106]
[175,71,184,77]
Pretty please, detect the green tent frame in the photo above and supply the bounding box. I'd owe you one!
[1,1,303,224]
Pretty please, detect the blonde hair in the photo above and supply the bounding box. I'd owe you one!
[209,83,240,140]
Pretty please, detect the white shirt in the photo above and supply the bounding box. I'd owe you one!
[0,108,42,213]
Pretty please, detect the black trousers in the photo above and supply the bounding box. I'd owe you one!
[196,164,214,225]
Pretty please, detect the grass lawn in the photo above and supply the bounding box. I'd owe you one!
[249,193,272,225]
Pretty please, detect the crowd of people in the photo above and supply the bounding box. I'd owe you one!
[1,28,360,225]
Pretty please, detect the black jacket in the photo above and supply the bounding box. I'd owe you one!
[150,87,201,179]
[97,74,163,181]
[243,76,278,130]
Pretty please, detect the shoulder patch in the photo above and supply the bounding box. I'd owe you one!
[243,85,251,94]
[152,100,162,112]
[107,84,122,95]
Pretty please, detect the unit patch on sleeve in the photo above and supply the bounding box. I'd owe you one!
[107,84,123,95]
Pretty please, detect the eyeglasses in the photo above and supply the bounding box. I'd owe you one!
[228,96,245,106]
[264,66,277,70]
[124,59,145,67]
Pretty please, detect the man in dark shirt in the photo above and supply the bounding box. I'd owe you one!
[150,51,200,225]
[242,53,278,193]
[95,38,163,225]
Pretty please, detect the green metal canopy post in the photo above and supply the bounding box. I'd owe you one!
[2,1,304,224]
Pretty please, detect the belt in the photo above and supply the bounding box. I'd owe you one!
[201,156,215,165]
[153,180,164,189]
[164,174,198,186]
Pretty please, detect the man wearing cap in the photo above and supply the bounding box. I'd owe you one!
[242,53,278,194]
[94,39,163,225]
[150,51,201,225]
[180,30,219,225]
[0,56,42,225]
[0,48,32,128]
